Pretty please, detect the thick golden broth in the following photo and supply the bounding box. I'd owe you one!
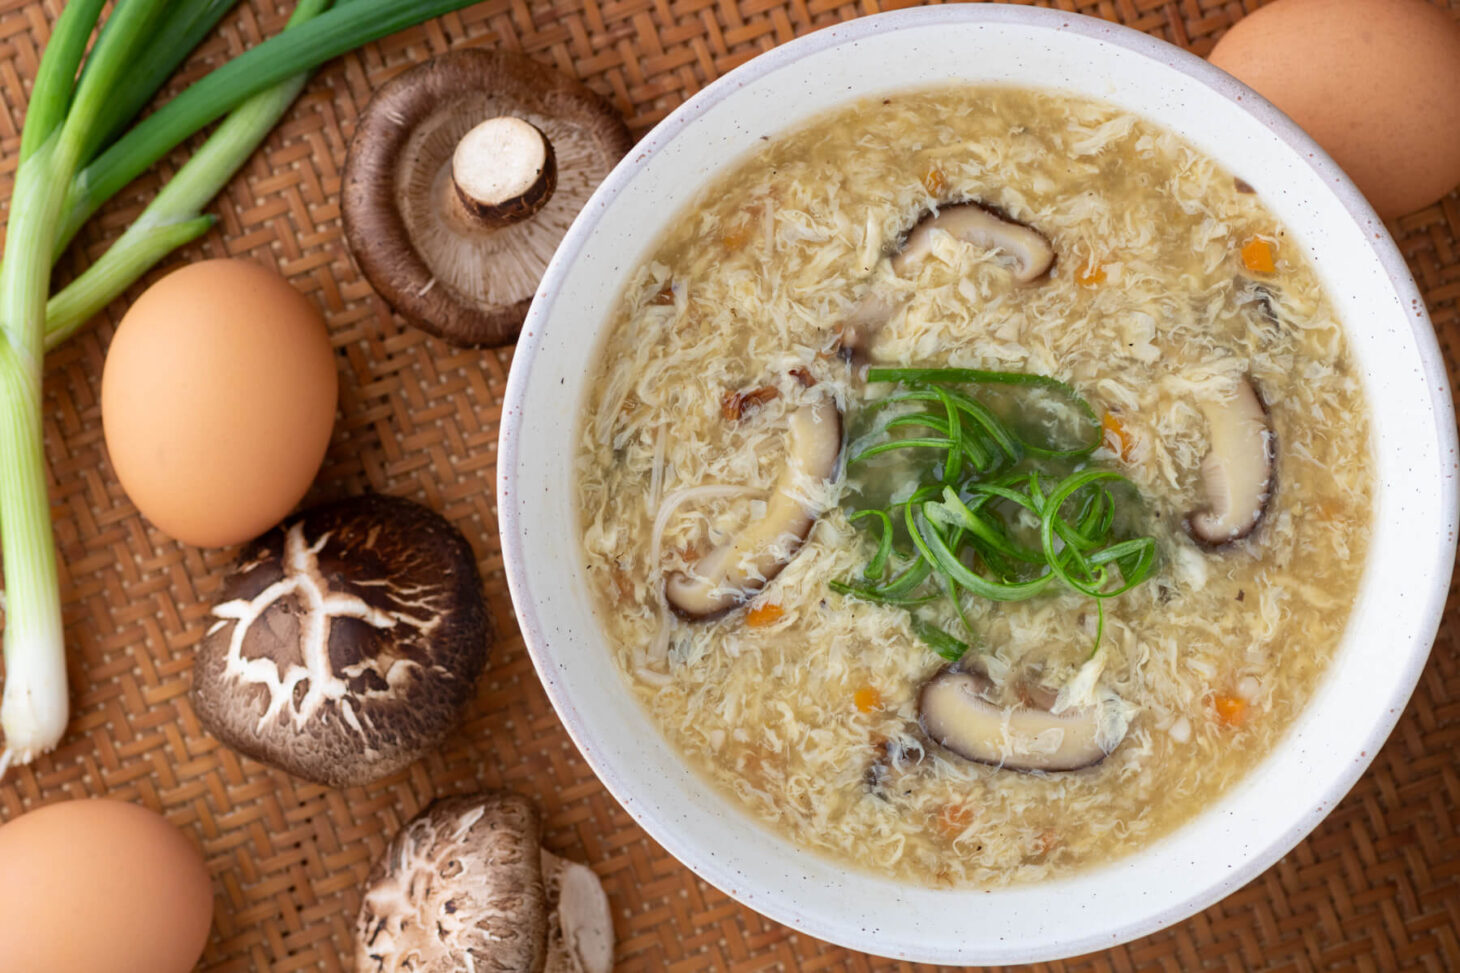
[576,87,1371,887]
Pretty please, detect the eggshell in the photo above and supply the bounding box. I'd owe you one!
[1209,0,1460,219]
[0,799,213,973]
[102,259,339,548]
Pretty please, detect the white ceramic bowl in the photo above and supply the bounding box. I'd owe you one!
[499,6,1457,964]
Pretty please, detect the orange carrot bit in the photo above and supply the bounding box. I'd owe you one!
[1240,236,1277,274]
[1101,412,1134,462]
[720,222,753,251]
[746,602,784,627]
[853,686,883,713]
[1035,828,1061,857]
[935,803,975,840]
[922,166,948,197]
[1213,693,1248,727]
[1076,259,1107,286]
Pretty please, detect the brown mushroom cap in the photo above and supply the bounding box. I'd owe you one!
[192,494,489,788]
[355,793,548,973]
[342,50,633,347]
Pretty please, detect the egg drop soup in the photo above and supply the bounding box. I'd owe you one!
[576,87,1372,887]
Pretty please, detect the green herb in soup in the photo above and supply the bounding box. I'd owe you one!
[834,368,1157,661]
[576,86,1372,888]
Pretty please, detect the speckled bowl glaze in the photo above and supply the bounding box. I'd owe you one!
[498,6,1458,964]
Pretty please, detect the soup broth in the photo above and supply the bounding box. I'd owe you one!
[576,87,1371,886]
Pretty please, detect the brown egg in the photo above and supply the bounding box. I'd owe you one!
[0,800,213,973]
[102,259,338,548]
[1209,0,1460,219]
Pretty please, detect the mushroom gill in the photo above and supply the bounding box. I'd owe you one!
[891,202,1055,281]
[1186,376,1276,546]
[918,666,1123,772]
[665,399,843,618]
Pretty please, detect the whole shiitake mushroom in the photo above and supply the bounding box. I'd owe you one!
[192,494,489,788]
[342,49,633,347]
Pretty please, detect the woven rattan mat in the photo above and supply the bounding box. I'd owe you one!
[0,0,1456,969]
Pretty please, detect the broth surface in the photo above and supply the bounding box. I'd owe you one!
[576,87,1371,886]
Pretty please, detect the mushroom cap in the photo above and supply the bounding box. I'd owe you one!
[355,793,548,973]
[342,50,633,347]
[192,494,489,788]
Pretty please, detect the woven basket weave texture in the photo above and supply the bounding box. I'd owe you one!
[0,1,1457,970]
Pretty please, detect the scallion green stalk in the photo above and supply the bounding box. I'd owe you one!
[48,0,331,346]
[55,0,480,257]
[1,0,478,775]
[0,0,168,774]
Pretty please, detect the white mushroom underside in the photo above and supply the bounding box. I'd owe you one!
[890,204,1055,281]
[454,116,549,206]
[1188,376,1274,544]
[919,669,1115,772]
[665,399,841,617]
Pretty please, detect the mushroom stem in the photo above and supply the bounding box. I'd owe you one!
[541,851,614,973]
[449,115,558,229]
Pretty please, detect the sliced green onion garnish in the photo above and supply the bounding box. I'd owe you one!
[832,368,1157,660]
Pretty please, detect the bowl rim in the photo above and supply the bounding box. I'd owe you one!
[499,3,1458,961]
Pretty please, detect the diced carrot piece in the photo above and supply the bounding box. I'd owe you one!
[935,803,975,840]
[1241,237,1277,274]
[1076,260,1107,286]
[853,686,882,713]
[923,166,948,196]
[1035,828,1061,856]
[1213,693,1248,727]
[721,222,753,251]
[746,602,784,627]
[1101,412,1133,462]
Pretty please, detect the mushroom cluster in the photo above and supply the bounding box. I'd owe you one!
[355,792,613,973]
[193,494,489,788]
[342,50,633,347]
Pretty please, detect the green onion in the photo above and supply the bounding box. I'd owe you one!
[832,369,1156,660]
[0,0,478,776]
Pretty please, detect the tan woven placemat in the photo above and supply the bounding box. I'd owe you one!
[0,0,1456,969]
